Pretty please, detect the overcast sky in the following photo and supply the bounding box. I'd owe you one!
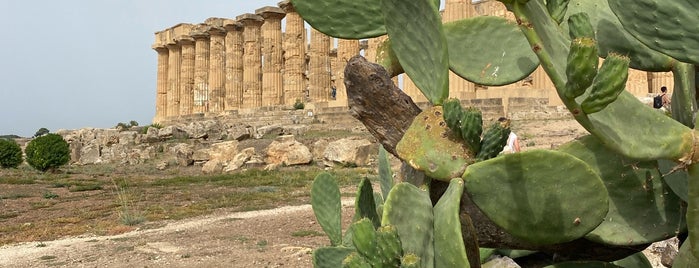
[0,1,281,137]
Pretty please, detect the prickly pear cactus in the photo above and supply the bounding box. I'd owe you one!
[397,106,475,181]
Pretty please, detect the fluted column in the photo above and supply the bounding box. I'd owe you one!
[153,45,169,122]
[335,39,359,106]
[224,21,244,110]
[257,7,286,107]
[208,26,227,113]
[238,14,264,109]
[166,42,182,117]
[279,0,306,105]
[650,71,674,94]
[309,28,332,103]
[178,36,195,116]
[191,27,210,113]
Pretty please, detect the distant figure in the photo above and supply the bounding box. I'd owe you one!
[654,86,671,111]
[331,86,337,99]
[499,117,521,154]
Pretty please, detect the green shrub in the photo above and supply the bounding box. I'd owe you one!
[293,99,305,110]
[0,138,23,168]
[25,134,70,172]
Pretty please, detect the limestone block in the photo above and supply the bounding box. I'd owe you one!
[323,138,375,166]
[192,148,211,163]
[171,143,194,166]
[210,140,240,162]
[311,139,329,160]
[226,125,252,141]
[265,135,312,166]
[79,142,102,165]
[118,131,138,145]
[158,126,189,140]
[254,124,283,139]
[202,159,224,173]
[145,127,161,143]
[225,147,256,172]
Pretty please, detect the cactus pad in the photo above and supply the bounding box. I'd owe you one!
[611,252,653,268]
[382,182,434,268]
[542,262,623,268]
[355,178,381,228]
[563,0,675,71]
[463,150,608,245]
[396,106,475,181]
[608,0,699,66]
[659,159,688,202]
[444,16,539,86]
[559,135,685,246]
[433,178,471,268]
[311,172,343,246]
[290,0,386,39]
[313,246,356,268]
[381,0,449,105]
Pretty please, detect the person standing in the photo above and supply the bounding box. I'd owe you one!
[661,86,671,110]
[498,117,521,154]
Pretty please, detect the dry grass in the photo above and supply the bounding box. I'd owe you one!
[0,164,375,246]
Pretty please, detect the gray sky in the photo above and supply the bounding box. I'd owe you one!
[0,0,280,137]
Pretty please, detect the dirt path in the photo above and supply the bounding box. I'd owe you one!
[0,200,355,268]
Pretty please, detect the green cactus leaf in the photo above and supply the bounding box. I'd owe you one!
[378,145,394,201]
[479,248,496,264]
[608,0,699,66]
[350,219,379,266]
[585,91,693,161]
[559,135,685,245]
[433,178,471,268]
[396,106,475,181]
[492,249,537,259]
[671,62,698,128]
[382,182,434,268]
[674,241,699,268]
[688,163,699,259]
[462,150,608,245]
[400,253,421,268]
[290,0,385,39]
[611,252,653,268]
[313,246,356,268]
[381,0,449,105]
[376,225,402,267]
[311,172,343,246]
[562,0,675,71]
[659,159,688,202]
[542,262,623,268]
[546,0,571,24]
[355,178,381,228]
[444,16,539,86]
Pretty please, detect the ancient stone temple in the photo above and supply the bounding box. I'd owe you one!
[152,0,674,123]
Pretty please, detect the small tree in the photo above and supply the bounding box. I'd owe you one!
[25,133,70,172]
[0,138,23,168]
[33,128,49,138]
[129,120,139,127]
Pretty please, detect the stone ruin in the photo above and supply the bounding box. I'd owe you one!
[152,0,675,125]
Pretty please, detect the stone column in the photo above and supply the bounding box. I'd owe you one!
[257,7,286,107]
[191,27,210,114]
[208,26,227,113]
[279,0,306,106]
[224,20,244,110]
[166,41,182,117]
[443,0,476,100]
[178,36,195,116]
[153,45,169,122]
[238,14,264,109]
[335,39,359,106]
[309,28,332,103]
[650,71,674,94]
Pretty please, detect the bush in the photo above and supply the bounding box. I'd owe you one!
[293,99,305,110]
[0,138,23,168]
[33,128,49,138]
[25,134,70,172]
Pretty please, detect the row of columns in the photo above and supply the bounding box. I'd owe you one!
[153,2,356,122]
[154,0,675,122]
